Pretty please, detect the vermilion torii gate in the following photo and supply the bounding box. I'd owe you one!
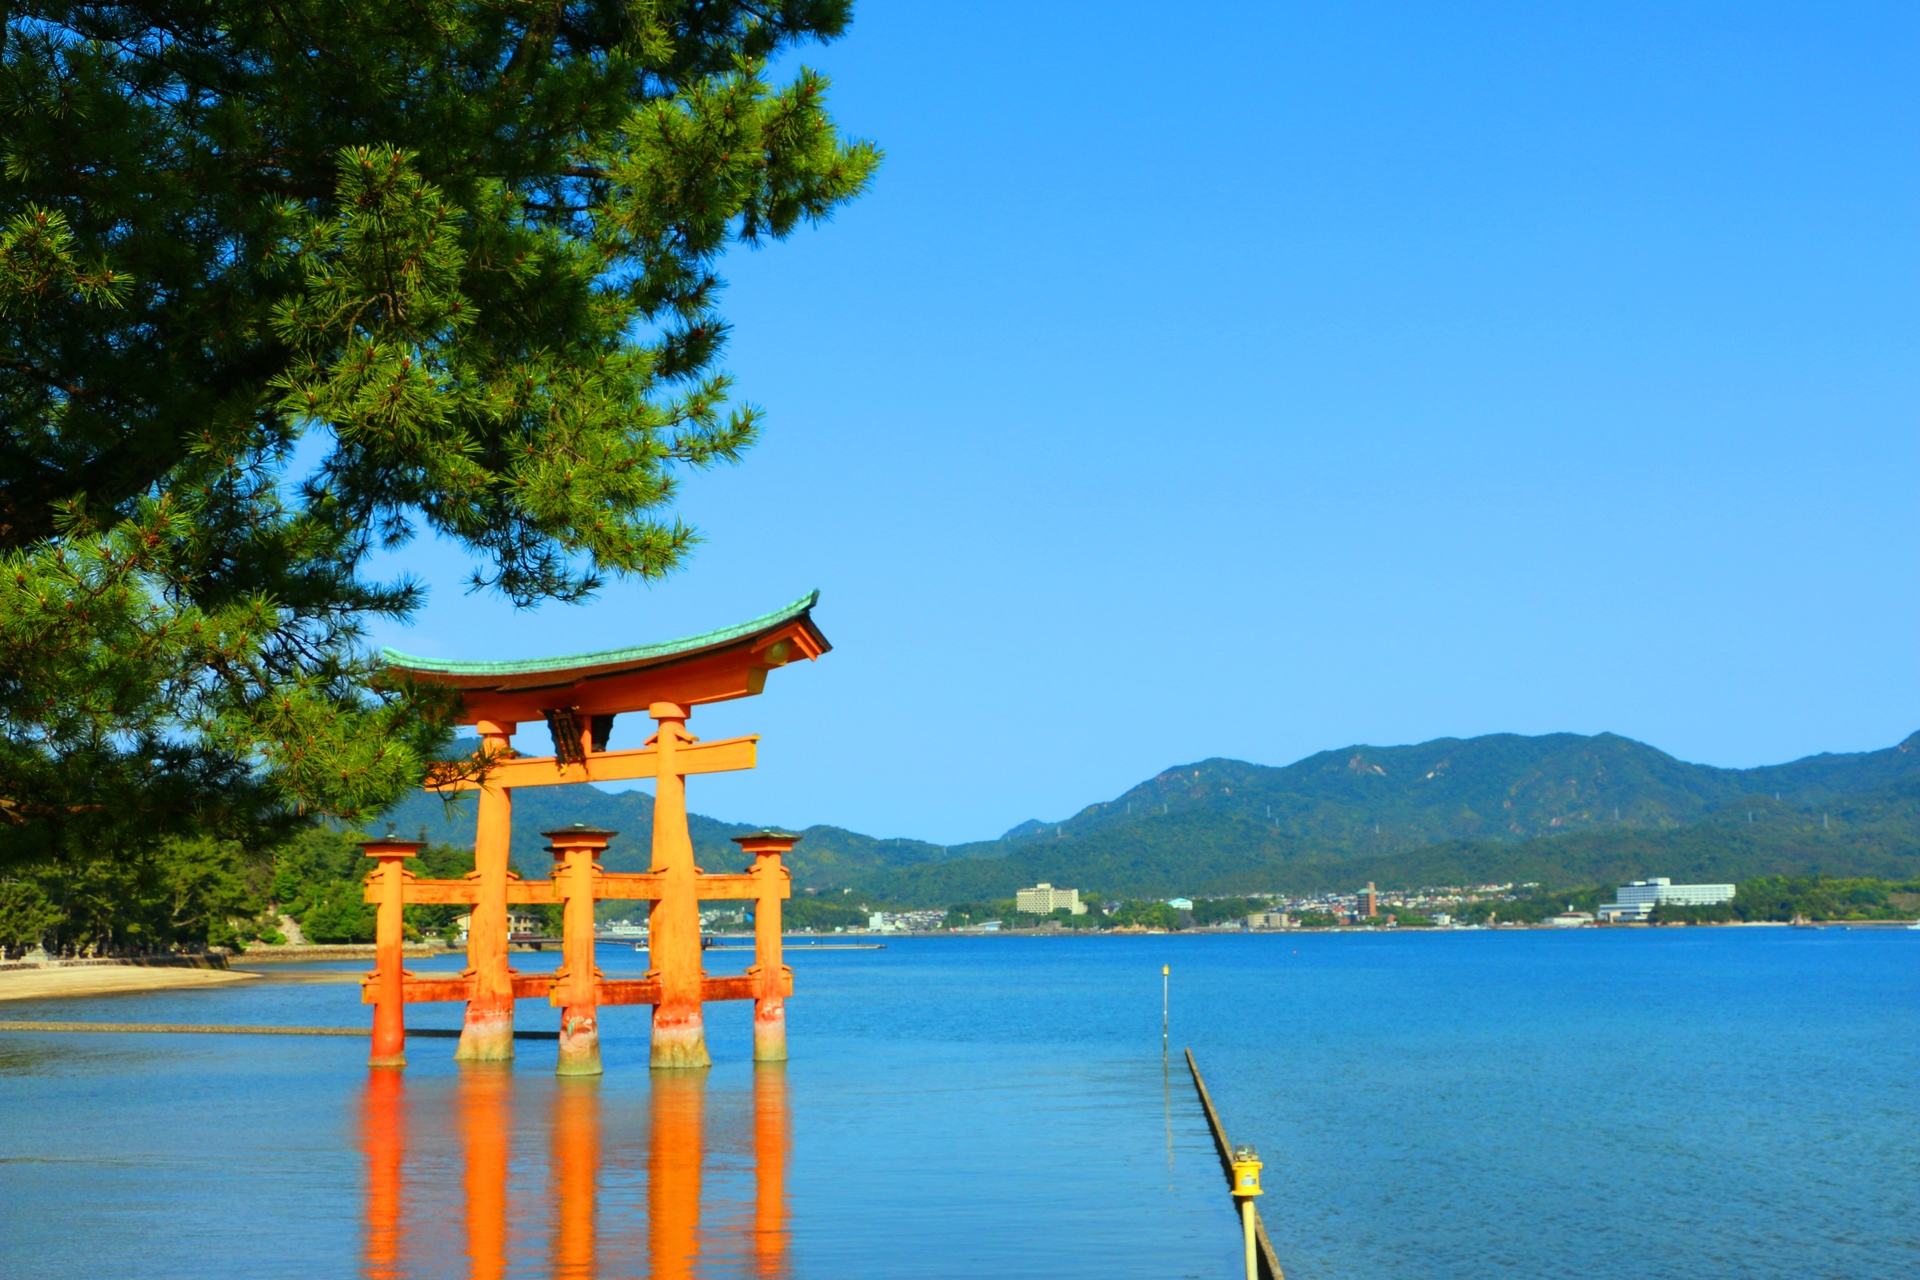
[361,593,828,1072]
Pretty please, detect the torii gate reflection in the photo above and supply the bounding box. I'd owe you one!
[359,1066,791,1279]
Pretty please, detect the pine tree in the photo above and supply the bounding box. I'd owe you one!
[0,1,878,867]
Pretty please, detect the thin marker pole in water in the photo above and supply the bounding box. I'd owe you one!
[1162,964,1170,1058]
[1162,974,1175,1188]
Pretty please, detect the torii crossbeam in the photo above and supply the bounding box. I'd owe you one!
[366,592,828,1071]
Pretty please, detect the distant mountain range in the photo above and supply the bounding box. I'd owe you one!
[377,730,1920,906]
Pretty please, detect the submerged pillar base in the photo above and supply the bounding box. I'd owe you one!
[556,1008,603,1076]
[650,1008,711,1070]
[370,1011,407,1069]
[455,1002,516,1063]
[752,998,787,1063]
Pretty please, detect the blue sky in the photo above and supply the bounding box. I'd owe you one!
[367,1,1918,843]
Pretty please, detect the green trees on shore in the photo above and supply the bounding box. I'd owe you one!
[783,897,871,933]
[270,829,495,945]
[0,826,489,955]
[3,837,258,953]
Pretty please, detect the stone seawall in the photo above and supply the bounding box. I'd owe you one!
[0,953,232,973]
[236,944,456,964]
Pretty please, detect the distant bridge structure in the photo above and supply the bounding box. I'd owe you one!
[361,592,829,1073]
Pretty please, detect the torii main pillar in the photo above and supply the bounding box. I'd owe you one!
[646,701,707,1067]
[457,718,519,1063]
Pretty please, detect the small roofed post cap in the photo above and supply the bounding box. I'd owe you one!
[542,824,617,851]
[732,830,802,855]
[361,830,424,859]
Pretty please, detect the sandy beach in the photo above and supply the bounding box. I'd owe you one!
[0,964,260,1003]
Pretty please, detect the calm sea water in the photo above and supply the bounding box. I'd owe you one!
[1,929,1914,1278]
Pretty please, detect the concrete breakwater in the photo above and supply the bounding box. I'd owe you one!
[1187,1047,1287,1280]
[0,947,450,1000]
[0,1021,560,1039]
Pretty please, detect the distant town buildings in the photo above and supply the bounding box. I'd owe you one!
[892,879,1763,931]
[858,879,1747,934]
[1016,884,1088,915]
[1598,878,1736,923]
[866,909,947,933]
[453,910,544,943]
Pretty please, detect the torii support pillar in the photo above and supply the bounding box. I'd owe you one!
[733,832,798,1063]
[547,825,613,1076]
[363,835,424,1068]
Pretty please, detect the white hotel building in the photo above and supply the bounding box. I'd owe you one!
[1598,877,1736,923]
[1016,883,1088,915]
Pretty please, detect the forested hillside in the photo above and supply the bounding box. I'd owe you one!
[997,730,1920,853]
[845,777,1920,903]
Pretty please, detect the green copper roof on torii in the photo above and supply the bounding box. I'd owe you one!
[380,590,823,679]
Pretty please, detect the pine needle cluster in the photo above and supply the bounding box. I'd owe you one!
[0,1,879,868]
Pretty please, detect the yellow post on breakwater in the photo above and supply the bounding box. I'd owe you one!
[1185,1048,1287,1280]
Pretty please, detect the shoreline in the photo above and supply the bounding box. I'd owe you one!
[766,918,1917,939]
[7,918,1906,1001]
[0,963,260,1003]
